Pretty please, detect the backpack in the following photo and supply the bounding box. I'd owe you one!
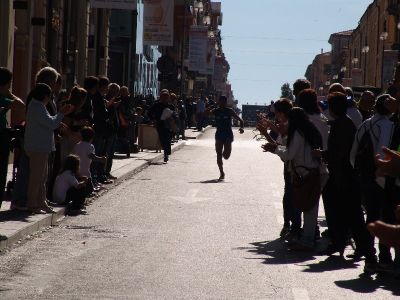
[354,121,378,181]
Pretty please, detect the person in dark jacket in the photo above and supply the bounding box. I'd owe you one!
[91,76,113,184]
[315,92,377,272]
[149,89,176,163]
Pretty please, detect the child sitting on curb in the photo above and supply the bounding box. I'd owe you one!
[52,154,88,215]
[72,126,107,195]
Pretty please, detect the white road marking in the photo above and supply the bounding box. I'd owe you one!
[292,288,310,300]
[169,189,211,204]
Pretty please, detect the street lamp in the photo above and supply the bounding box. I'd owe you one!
[380,21,388,88]
[352,57,359,67]
[362,39,369,85]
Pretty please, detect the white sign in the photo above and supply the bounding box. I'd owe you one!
[188,26,208,73]
[90,0,137,10]
[143,0,174,46]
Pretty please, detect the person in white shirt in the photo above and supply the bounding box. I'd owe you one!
[72,126,107,194]
[263,107,323,250]
[257,99,301,239]
[345,87,363,129]
[52,155,88,215]
[350,94,398,268]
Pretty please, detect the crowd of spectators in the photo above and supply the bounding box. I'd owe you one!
[0,66,214,216]
[258,79,400,277]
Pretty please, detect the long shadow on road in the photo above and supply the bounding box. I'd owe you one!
[237,239,316,266]
[243,239,400,297]
[335,273,400,297]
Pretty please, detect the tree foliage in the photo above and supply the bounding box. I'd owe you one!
[281,82,294,100]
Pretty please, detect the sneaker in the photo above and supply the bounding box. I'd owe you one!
[42,206,56,214]
[99,178,113,184]
[107,174,117,180]
[285,228,302,242]
[280,225,290,238]
[164,156,169,163]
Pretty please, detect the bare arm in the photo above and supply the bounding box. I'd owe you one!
[231,110,244,133]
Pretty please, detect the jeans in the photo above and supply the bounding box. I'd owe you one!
[156,126,172,158]
[361,178,392,263]
[301,202,319,246]
[92,133,108,181]
[64,187,86,210]
[105,134,117,175]
[283,167,301,230]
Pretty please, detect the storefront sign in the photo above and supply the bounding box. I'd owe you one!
[188,26,208,73]
[90,0,137,10]
[143,0,174,46]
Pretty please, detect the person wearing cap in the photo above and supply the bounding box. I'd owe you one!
[149,89,176,163]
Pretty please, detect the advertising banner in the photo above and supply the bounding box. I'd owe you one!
[188,25,208,73]
[90,0,137,10]
[143,0,174,46]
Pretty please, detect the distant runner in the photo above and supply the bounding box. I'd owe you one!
[207,96,244,180]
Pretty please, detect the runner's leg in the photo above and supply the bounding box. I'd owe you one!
[222,142,232,160]
[215,140,224,179]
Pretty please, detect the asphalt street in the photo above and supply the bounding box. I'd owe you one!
[1,129,400,299]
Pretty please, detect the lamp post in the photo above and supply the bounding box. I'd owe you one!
[380,21,389,89]
[352,57,359,68]
[362,39,370,85]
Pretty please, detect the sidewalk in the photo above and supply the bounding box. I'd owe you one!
[0,127,210,251]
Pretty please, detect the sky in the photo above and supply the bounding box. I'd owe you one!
[220,0,373,106]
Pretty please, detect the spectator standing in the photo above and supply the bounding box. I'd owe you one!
[0,68,14,208]
[105,83,121,179]
[196,97,206,131]
[350,94,397,271]
[118,86,134,157]
[345,87,363,129]
[263,108,323,250]
[91,76,113,184]
[316,93,377,271]
[60,86,87,161]
[177,97,187,140]
[358,90,375,121]
[149,89,176,163]
[24,83,72,214]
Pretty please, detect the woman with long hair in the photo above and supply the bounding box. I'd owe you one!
[263,107,322,250]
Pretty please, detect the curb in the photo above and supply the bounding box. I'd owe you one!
[0,128,209,252]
